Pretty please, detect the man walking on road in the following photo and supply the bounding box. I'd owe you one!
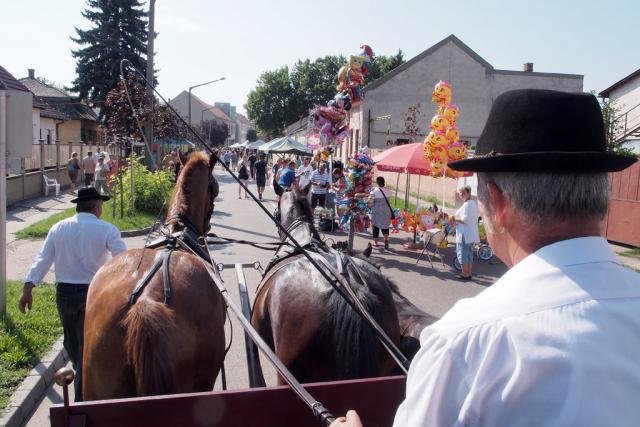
[20,187,127,401]
[254,153,268,199]
[81,151,96,188]
[330,90,640,426]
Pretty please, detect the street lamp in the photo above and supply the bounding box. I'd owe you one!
[188,77,225,126]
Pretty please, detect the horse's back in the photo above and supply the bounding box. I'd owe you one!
[253,253,400,383]
[83,248,226,400]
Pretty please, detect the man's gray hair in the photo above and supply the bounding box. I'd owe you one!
[461,185,472,194]
[477,172,610,227]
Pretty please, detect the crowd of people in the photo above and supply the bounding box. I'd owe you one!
[67,148,120,195]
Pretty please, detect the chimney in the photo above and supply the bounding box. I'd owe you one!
[523,63,534,72]
[28,68,35,79]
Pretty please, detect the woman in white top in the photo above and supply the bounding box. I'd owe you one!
[450,185,479,280]
[367,176,393,249]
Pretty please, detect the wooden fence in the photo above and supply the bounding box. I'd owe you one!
[604,161,640,247]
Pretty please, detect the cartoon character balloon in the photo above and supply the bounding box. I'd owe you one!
[443,105,460,125]
[430,115,451,132]
[432,80,452,105]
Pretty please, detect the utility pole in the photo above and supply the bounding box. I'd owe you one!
[144,0,155,169]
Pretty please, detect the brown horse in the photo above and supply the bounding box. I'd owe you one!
[251,183,402,385]
[83,151,226,400]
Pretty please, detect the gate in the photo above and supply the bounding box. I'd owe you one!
[604,161,640,247]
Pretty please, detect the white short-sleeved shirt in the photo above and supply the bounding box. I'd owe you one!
[25,213,127,285]
[297,164,314,187]
[393,237,640,427]
[454,199,480,244]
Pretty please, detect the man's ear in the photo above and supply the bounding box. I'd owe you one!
[486,182,509,228]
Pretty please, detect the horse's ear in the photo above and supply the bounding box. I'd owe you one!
[209,152,218,169]
[178,150,187,166]
[273,179,284,197]
[300,182,311,195]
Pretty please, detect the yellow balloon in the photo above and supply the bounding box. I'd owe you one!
[430,115,450,132]
[444,105,460,125]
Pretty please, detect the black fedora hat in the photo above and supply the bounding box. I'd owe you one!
[448,89,637,173]
[71,187,110,203]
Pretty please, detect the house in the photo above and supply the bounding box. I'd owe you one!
[342,34,583,161]
[168,91,238,145]
[0,65,34,174]
[599,67,640,153]
[235,113,253,144]
[19,69,100,146]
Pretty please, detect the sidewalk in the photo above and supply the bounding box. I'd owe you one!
[6,193,77,244]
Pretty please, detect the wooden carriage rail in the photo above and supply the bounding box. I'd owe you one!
[50,375,406,427]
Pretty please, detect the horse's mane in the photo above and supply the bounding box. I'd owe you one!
[168,152,210,218]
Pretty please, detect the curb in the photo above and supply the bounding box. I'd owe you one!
[0,337,68,427]
[121,226,153,238]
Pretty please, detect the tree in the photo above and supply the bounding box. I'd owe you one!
[245,66,296,137]
[246,129,258,142]
[70,0,148,119]
[196,120,229,147]
[103,75,190,146]
[364,49,405,85]
[103,75,153,145]
[601,98,636,157]
[245,51,405,136]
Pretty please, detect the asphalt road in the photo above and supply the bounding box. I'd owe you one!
[23,166,508,426]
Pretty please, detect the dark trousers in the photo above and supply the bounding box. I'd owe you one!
[84,173,94,187]
[372,226,389,238]
[56,283,89,401]
[311,193,326,209]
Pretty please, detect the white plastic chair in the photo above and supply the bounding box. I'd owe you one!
[43,175,60,197]
[416,230,447,268]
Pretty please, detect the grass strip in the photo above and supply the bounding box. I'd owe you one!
[0,281,62,413]
[619,248,640,258]
[15,199,158,240]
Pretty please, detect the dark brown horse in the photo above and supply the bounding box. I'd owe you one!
[83,151,226,400]
[251,183,402,384]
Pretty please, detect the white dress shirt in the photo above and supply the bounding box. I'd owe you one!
[25,213,127,285]
[393,237,640,427]
[297,164,314,187]
[454,199,479,244]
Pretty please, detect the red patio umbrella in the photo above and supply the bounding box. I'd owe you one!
[372,143,431,175]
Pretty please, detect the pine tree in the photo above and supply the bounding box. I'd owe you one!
[70,0,148,119]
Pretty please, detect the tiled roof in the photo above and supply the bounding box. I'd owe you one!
[19,77,70,98]
[45,98,97,121]
[0,65,30,91]
[33,97,69,120]
[236,113,252,125]
[208,106,233,122]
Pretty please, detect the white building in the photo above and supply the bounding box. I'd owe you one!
[341,34,583,161]
[599,67,640,153]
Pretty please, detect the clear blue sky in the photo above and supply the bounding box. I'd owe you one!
[1,0,638,116]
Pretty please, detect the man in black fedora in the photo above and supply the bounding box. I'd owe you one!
[20,187,127,401]
[330,90,639,427]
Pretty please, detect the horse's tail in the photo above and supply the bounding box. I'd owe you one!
[122,299,176,396]
[329,264,383,379]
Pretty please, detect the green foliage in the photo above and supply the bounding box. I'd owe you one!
[620,248,640,258]
[246,129,258,142]
[0,282,62,412]
[195,120,229,147]
[70,0,149,118]
[245,51,405,137]
[119,156,176,214]
[601,98,639,157]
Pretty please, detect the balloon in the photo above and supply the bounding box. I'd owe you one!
[430,115,451,132]
[429,146,448,161]
[444,104,460,125]
[431,157,446,176]
[426,130,448,148]
[445,126,460,142]
[337,66,348,92]
[349,55,367,70]
[447,141,467,161]
[432,80,453,104]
